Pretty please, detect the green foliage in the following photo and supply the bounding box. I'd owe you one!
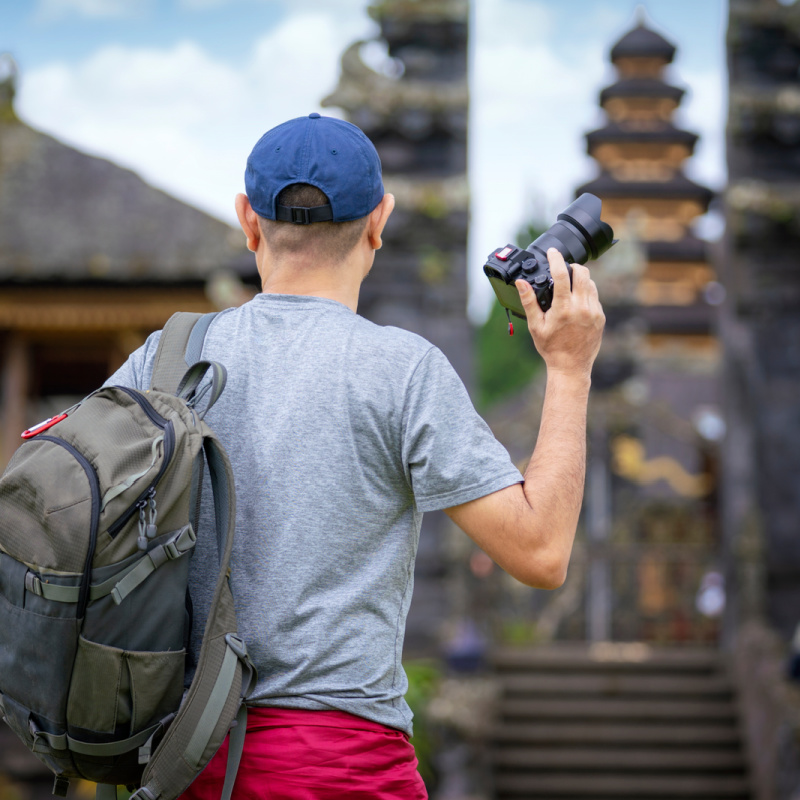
[403,659,442,789]
[475,301,543,411]
[515,221,544,251]
[475,220,547,411]
[500,618,546,646]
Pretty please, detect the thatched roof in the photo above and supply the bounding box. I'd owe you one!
[0,67,252,284]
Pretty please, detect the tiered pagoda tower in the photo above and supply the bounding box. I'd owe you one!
[578,16,722,496]
[572,17,725,644]
[323,0,470,656]
[579,16,716,351]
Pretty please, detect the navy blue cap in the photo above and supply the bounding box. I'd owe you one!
[245,113,384,223]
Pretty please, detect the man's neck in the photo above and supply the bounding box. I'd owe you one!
[259,265,362,312]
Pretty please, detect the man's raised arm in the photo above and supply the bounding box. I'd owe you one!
[445,248,605,590]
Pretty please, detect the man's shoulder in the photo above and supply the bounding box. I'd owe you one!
[352,315,436,355]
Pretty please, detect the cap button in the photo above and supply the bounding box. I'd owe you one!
[308,112,321,119]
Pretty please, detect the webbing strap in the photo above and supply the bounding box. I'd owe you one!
[32,724,160,757]
[221,704,247,800]
[69,725,160,757]
[204,437,233,560]
[177,361,227,421]
[27,527,195,606]
[150,313,205,394]
[95,783,117,800]
[150,311,219,394]
[0,691,6,720]
[29,567,132,604]
[25,576,81,604]
[183,643,239,768]
[111,525,197,605]
[185,313,218,367]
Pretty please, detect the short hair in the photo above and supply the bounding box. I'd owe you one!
[257,184,369,264]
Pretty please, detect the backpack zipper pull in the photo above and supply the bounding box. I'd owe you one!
[146,489,158,540]
[137,501,148,551]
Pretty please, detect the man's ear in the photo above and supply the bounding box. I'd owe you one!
[367,193,395,251]
[235,193,261,253]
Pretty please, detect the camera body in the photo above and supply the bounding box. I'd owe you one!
[483,193,616,318]
[484,245,573,318]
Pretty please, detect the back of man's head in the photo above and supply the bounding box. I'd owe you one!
[245,114,384,265]
[257,183,368,265]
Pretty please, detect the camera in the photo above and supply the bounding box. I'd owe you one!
[483,193,617,318]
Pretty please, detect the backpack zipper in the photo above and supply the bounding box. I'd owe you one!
[105,388,176,538]
[115,386,169,428]
[35,436,100,619]
[106,420,175,539]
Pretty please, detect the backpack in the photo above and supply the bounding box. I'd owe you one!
[0,311,255,800]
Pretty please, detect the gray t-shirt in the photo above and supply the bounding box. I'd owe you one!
[107,293,522,735]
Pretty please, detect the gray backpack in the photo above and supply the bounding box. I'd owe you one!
[0,312,255,800]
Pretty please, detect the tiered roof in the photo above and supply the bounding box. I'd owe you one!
[610,21,677,63]
[600,78,685,105]
[581,14,714,208]
[580,15,716,336]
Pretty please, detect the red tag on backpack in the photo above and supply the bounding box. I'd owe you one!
[21,413,68,439]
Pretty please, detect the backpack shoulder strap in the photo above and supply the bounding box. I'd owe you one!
[150,311,219,393]
[134,433,256,800]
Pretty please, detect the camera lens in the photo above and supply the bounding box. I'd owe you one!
[527,193,616,266]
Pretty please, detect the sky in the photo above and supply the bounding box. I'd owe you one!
[2,0,729,322]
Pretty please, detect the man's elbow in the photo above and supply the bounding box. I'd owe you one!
[514,550,569,590]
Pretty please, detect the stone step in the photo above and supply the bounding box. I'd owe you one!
[493,746,747,772]
[493,645,723,674]
[494,772,752,798]
[491,722,743,746]
[498,698,739,721]
[500,673,735,698]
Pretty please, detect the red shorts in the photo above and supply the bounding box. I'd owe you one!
[179,707,428,800]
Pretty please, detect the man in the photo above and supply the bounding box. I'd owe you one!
[107,113,604,799]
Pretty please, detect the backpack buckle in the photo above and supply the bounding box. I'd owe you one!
[224,634,249,661]
[24,572,43,597]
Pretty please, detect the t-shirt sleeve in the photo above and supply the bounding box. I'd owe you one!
[103,330,162,391]
[402,347,523,513]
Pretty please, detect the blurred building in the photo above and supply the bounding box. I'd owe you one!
[0,56,255,468]
[721,1,800,795]
[323,0,470,656]
[723,0,800,642]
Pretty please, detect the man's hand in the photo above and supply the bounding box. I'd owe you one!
[445,249,605,590]
[515,248,605,379]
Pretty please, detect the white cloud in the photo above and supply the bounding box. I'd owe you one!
[467,0,617,319]
[36,0,150,20]
[677,68,727,190]
[16,0,726,322]
[16,7,375,223]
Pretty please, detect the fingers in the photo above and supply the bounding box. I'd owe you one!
[552,255,600,310]
[548,249,571,308]
[514,279,543,323]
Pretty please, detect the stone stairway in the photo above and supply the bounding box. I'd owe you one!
[490,644,752,800]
